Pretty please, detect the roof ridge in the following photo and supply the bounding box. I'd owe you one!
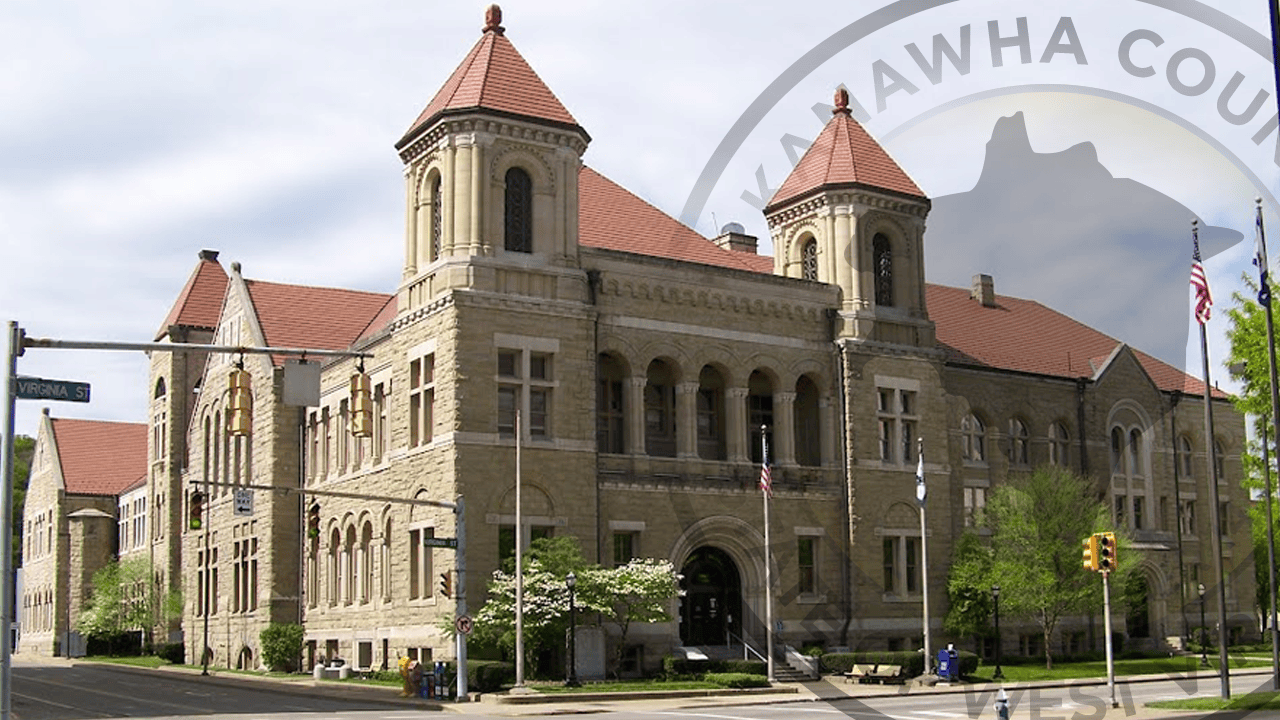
[243,277,394,299]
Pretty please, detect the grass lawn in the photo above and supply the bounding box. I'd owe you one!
[1149,690,1280,711]
[533,680,723,693]
[81,656,172,669]
[966,656,1268,683]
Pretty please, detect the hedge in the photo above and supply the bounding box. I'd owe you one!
[661,656,766,678]
[705,672,770,688]
[443,659,515,692]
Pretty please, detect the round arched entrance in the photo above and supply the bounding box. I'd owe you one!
[680,546,742,646]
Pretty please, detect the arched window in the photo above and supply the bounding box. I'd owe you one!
[1110,427,1124,473]
[1008,418,1029,466]
[747,371,774,464]
[1111,424,1148,529]
[873,233,893,307]
[504,167,533,253]
[801,237,818,281]
[360,522,374,604]
[794,375,822,467]
[1214,439,1226,481]
[1048,421,1070,466]
[430,175,442,260]
[962,414,985,462]
[597,354,626,454]
[327,528,340,607]
[154,378,167,399]
[381,518,392,602]
[697,366,726,461]
[1177,435,1194,478]
[644,360,677,457]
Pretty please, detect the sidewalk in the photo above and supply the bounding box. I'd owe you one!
[21,654,1277,717]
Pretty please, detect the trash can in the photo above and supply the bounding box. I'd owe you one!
[947,645,959,681]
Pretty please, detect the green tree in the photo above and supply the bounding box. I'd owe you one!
[13,435,33,569]
[260,623,305,672]
[982,466,1127,669]
[943,529,994,648]
[585,558,681,675]
[1224,280,1280,628]
[77,556,181,652]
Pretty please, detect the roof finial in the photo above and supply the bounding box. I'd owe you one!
[484,4,505,35]
[833,86,852,116]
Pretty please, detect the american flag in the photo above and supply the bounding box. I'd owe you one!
[1191,227,1212,325]
[759,434,772,498]
[1257,200,1271,307]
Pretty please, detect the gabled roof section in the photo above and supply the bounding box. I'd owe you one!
[766,89,927,213]
[579,165,773,273]
[398,6,582,149]
[50,418,146,497]
[155,250,229,340]
[927,283,1225,398]
[244,280,394,365]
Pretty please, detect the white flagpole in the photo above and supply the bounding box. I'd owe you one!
[514,408,525,689]
[917,438,932,677]
[762,426,774,683]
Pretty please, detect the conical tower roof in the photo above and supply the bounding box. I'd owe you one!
[396,5,585,149]
[765,88,926,212]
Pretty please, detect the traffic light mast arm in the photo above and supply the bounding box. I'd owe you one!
[190,481,457,510]
[20,336,373,360]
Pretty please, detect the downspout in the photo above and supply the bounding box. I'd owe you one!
[831,310,854,647]
[1076,378,1090,477]
[587,270,603,566]
[1169,390,1189,642]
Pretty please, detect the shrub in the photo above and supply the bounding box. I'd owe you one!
[660,657,765,678]
[259,623,304,672]
[158,642,185,664]
[705,672,770,688]
[440,659,515,692]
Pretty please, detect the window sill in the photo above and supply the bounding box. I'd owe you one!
[881,594,923,604]
[797,593,828,605]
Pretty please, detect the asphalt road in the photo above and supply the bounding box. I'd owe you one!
[10,661,416,720]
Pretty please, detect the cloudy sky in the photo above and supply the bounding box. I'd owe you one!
[2,0,1277,437]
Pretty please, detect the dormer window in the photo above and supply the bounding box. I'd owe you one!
[504,167,533,253]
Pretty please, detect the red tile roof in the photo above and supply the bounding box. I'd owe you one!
[50,418,146,496]
[927,284,1223,398]
[245,280,394,366]
[579,166,773,273]
[399,20,580,148]
[766,107,926,212]
[155,252,229,340]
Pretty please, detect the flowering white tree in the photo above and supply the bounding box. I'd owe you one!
[585,558,682,673]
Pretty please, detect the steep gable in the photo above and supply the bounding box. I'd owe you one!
[155,250,229,340]
[244,280,394,365]
[50,418,146,496]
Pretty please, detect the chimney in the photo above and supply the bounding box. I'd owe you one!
[713,222,757,254]
[971,274,996,307]
[199,249,220,262]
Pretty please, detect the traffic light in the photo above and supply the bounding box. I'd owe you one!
[307,503,321,540]
[439,571,452,598]
[189,491,205,531]
[1081,534,1097,572]
[350,371,372,438]
[228,368,253,436]
[1097,531,1118,572]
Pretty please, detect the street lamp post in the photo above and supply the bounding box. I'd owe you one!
[565,572,579,687]
[992,585,1003,681]
[1199,583,1209,668]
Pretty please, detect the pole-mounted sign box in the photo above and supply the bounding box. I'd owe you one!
[15,376,90,403]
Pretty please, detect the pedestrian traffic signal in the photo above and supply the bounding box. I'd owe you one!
[1082,534,1097,572]
[1097,531,1117,572]
[350,371,372,438]
[189,491,205,531]
[439,571,452,598]
[307,503,321,540]
[228,368,253,436]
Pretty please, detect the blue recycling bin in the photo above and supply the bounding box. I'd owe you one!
[937,649,950,679]
[947,647,959,680]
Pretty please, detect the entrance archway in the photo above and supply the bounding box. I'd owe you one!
[680,546,742,646]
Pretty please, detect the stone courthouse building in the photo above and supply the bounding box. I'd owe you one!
[26,5,1253,671]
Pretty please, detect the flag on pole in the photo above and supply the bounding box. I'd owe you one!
[1256,200,1271,307]
[759,432,773,498]
[915,440,926,507]
[1191,224,1213,324]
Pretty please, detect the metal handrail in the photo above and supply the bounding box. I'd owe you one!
[726,631,767,663]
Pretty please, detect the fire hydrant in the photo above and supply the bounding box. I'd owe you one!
[994,688,1010,720]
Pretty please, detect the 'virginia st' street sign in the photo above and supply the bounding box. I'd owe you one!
[15,376,90,403]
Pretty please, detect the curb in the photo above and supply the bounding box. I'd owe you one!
[487,684,798,705]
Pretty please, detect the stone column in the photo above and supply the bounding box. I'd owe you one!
[626,377,646,455]
[727,387,750,463]
[469,135,483,255]
[834,206,854,309]
[676,382,699,459]
[403,166,418,278]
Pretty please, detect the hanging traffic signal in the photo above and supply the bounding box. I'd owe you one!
[1082,534,1097,572]
[439,571,452,598]
[307,503,321,540]
[1097,531,1118,572]
[350,371,373,438]
[228,368,253,436]
[189,491,205,531]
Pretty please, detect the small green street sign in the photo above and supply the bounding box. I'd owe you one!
[422,537,457,549]
[15,376,91,403]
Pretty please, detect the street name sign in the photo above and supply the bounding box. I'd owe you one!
[422,537,457,549]
[15,376,90,403]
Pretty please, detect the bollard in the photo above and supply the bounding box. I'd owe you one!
[994,688,1010,720]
